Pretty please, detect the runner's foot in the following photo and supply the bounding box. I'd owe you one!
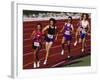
[74,41,77,46]
[61,50,64,55]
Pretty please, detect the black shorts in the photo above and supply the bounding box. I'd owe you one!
[32,42,42,49]
[45,36,55,42]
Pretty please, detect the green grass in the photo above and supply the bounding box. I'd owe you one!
[64,55,91,67]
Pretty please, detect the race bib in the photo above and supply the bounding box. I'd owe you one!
[64,31,70,35]
[47,34,53,39]
[34,42,40,46]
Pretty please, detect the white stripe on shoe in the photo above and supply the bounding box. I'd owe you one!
[43,60,47,65]
[61,50,64,55]
[37,61,40,67]
[33,62,36,68]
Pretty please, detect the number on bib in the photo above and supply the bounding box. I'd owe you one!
[34,42,40,46]
[65,31,70,35]
[47,34,53,39]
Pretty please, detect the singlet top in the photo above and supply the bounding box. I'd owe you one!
[47,26,56,35]
[64,23,72,35]
[79,20,89,34]
[33,31,42,42]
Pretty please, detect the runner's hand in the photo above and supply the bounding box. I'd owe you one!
[87,33,90,36]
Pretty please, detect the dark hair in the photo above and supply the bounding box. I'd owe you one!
[68,16,72,23]
[49,18,56,26]
[36,23,42,31]
[81,13,89,20]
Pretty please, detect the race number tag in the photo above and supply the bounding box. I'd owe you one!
[47,34,53,39]
[34,42,40,46]
[65,31,70,35]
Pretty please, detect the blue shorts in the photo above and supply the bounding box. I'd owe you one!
[64,34,72,41]
[45,36,54,42]
[80,32,86,39]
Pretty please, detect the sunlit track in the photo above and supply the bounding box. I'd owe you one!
[23,47,91,67]
[51,53,90,68]
[51,61,66,68]
[24,52,90,69]
[23,45,90,68]
[23,19,91,69]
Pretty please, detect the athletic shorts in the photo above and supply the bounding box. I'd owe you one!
[45,34,55,42]
[32,42,41,49]
[64,34,72,41]
[80,32,86,39]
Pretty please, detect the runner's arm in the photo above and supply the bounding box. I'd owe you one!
[87,21,90,35]
[60,23,66,32]
[55,27,58,40]
[30,30,35,39]
[71,24,74,34]
[42,25,49,35]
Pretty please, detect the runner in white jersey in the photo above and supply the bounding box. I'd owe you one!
[74,13,90,53]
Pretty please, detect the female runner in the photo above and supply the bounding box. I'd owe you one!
[42,18,58,65]
[31,23,43,68]
[60,16,74,58]
[74,13,90,52]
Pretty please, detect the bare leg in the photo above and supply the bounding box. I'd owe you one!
[43,42,48,64]
[33,49,37,68]
[67,41,71,58]
[79,38,82,43]
[81,38,85,52]
[61,37,65,55]
[74,28,79,46]
[36,47,41,67]
[44,42,53,64]
[36,45,41,61]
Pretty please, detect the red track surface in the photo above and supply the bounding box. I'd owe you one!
[23,19,91,69]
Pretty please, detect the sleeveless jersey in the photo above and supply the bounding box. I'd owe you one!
[33,31,42,42]
[64,23,72,35]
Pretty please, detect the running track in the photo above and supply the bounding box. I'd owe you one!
[23,19,91,69]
